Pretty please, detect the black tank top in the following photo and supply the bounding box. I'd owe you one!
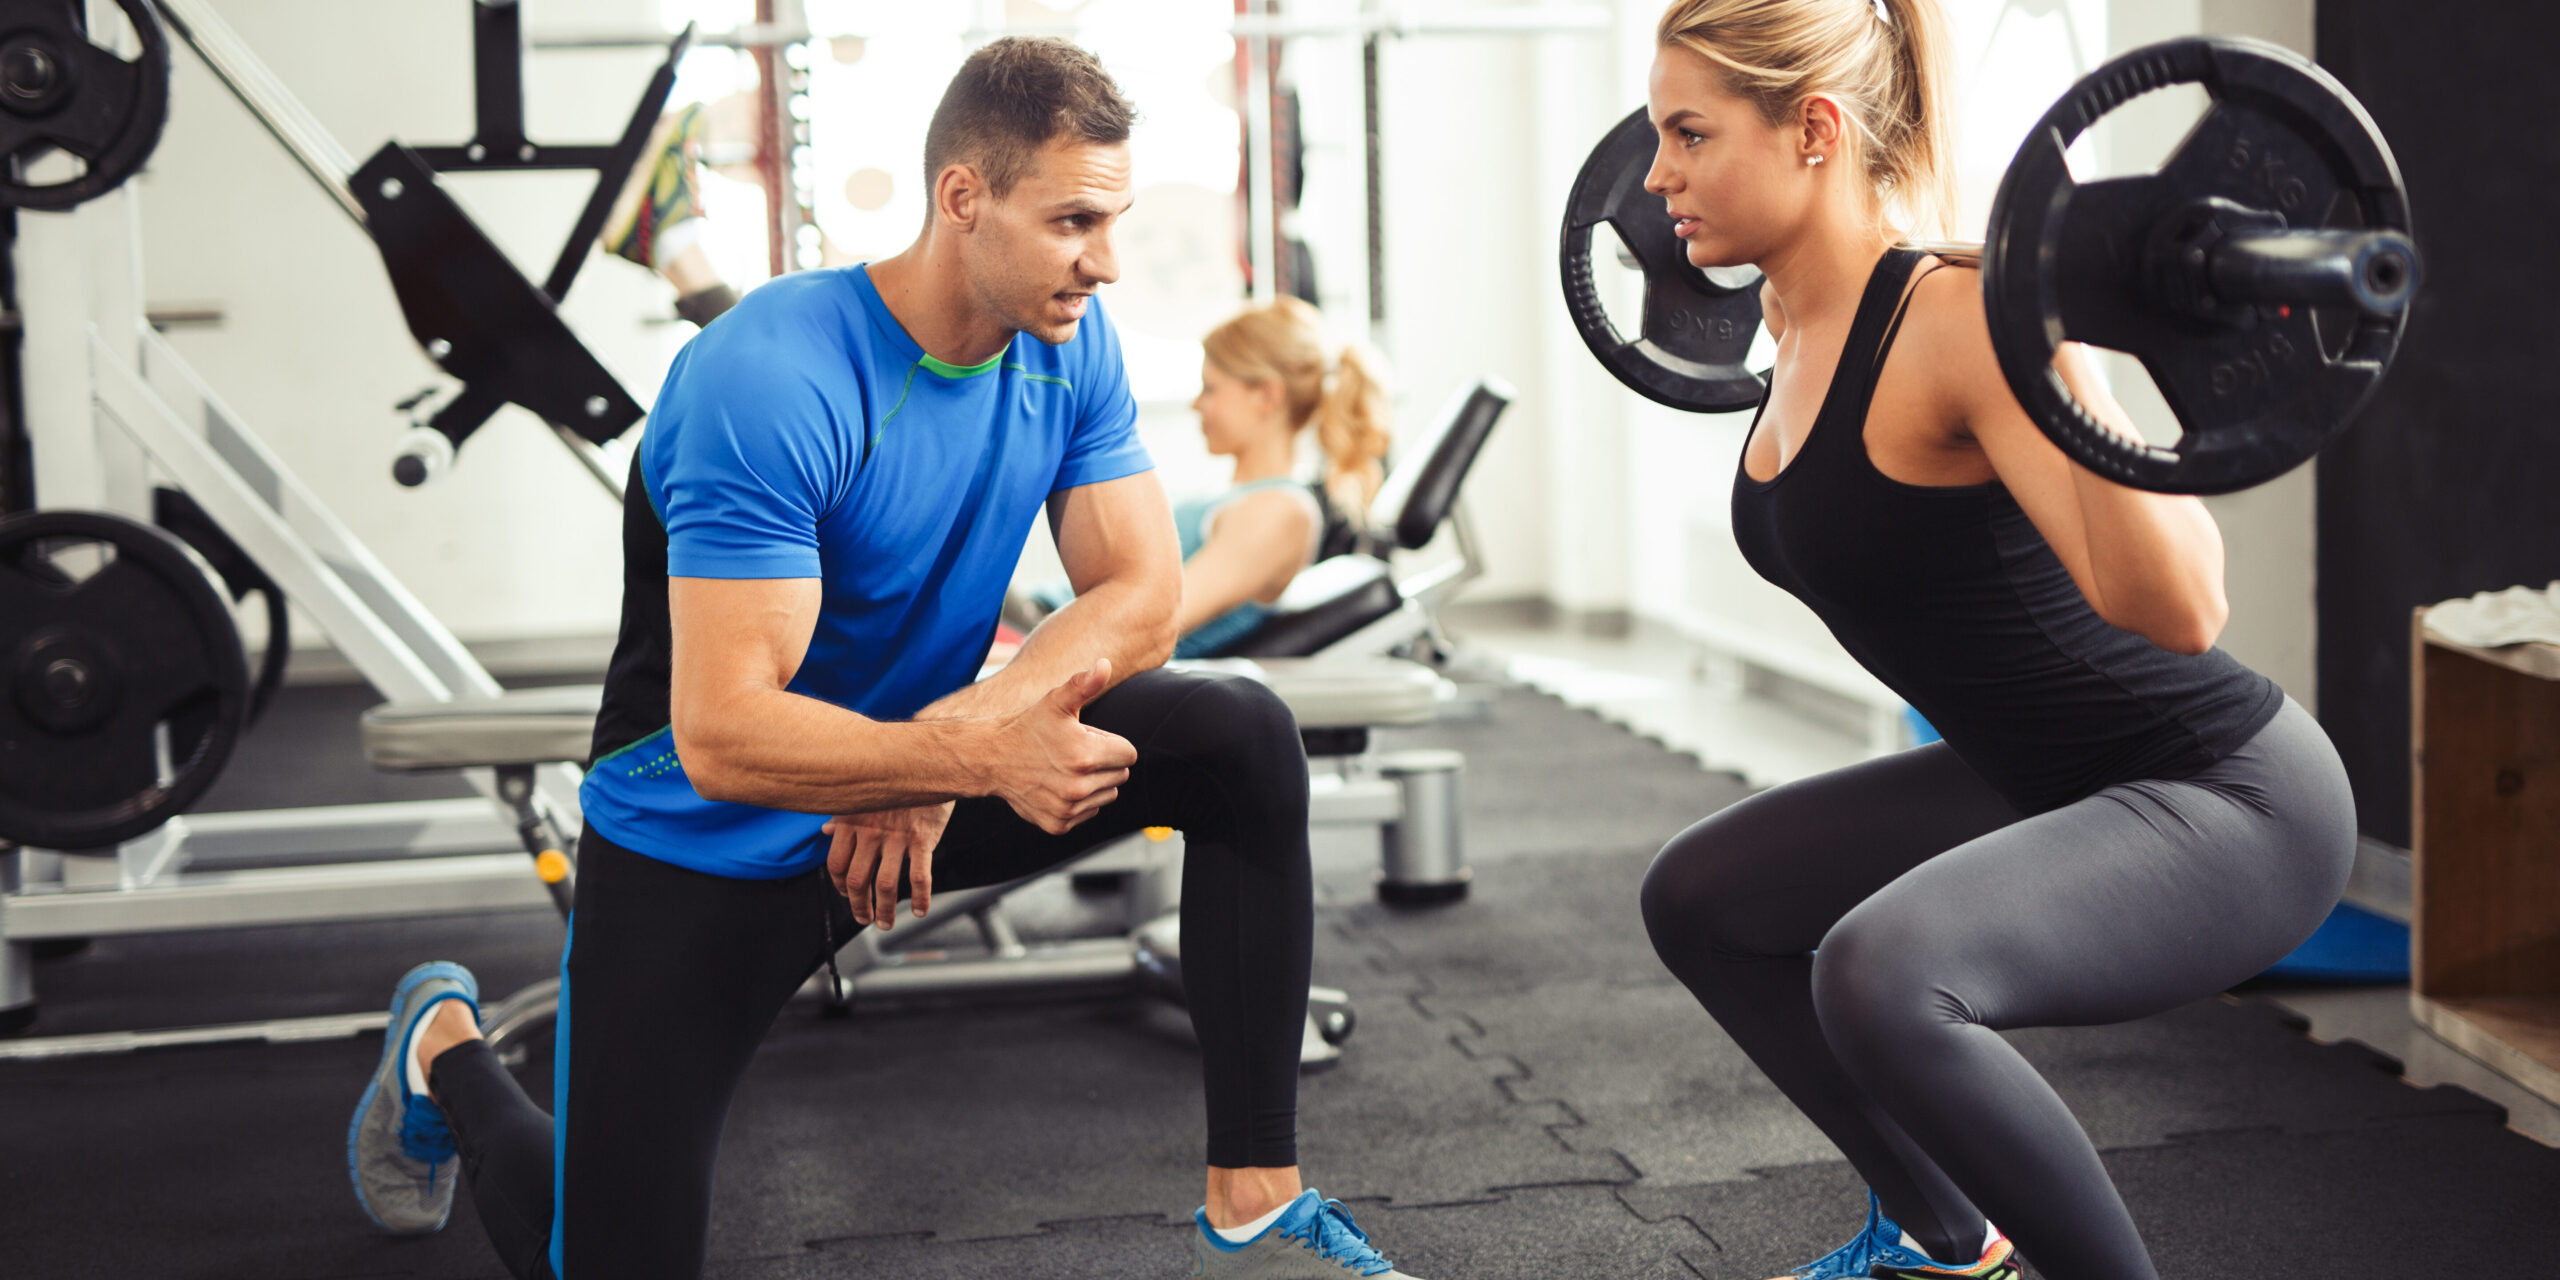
[1730,247,2281,815]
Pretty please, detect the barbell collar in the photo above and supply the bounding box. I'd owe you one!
[2206,227,2419,317]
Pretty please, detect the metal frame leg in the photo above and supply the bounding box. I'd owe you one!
[1376,749,1470,905]
[0,855,32,1032]
[482,976,560,1069]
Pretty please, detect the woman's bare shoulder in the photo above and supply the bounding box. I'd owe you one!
[1214,485,1316,539]
[1901,256,2006,413]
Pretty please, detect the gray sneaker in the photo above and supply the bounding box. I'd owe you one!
[1191,1190,1425,1277]
[346,960,479,1235]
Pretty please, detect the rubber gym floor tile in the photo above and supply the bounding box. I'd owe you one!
[703,1184,1713,1280]
[702,987,1631,1255]
[1624,1106,2560,1280]
[1373,689,1753,867]
[1437,978,1845,1185]
[0,1032,529,1279]
[2098,1113,2560,1278]
[1326,845,1686,998]
[1435,986,2506,1195]
[1615,1158,1876,1280]
[1992,997,2504,1148]
[701,998,1208,1249]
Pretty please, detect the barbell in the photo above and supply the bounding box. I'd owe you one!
[1560,36,2419,496]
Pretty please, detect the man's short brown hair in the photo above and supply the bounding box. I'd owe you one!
[921,37,1137,206]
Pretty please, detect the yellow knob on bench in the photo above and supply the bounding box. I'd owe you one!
[535,849,571,883]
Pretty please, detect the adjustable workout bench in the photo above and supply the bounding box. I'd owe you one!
[1224,376,1512,668]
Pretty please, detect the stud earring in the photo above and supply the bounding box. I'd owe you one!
[1806,154,1825,168]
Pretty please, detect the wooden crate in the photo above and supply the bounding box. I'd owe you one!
[2410,608,2560,1105]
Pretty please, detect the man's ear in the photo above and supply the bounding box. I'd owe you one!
[936,163,985,232]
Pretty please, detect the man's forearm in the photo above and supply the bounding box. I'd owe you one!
[923,577,1175,723]
[681,686,993,813]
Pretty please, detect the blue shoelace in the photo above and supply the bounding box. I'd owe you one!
[1278,1198,1395,1277]
[1795,1191,1982,1278]
[1794,1193,1897,1279]
[398,1089,458,1176]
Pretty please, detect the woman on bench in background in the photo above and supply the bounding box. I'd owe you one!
[1009,297,1393,659]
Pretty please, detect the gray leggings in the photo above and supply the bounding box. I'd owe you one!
[1640,698,2354,1280]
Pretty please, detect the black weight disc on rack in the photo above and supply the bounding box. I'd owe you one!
[0,509,249,850]
[0,0,171,210]
[1560,106,1768,414]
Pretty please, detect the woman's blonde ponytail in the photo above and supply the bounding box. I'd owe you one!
[1317,343,1391,516]
[1873,0,1958,237]
[1201,297,1395,518]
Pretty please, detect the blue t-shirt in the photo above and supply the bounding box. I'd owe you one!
[578,266,1153,878]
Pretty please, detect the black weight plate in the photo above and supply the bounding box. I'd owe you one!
[1560,106,1767,414]
[0,510,248,850]
[0,0,170,211]
[1983,37,2414,495]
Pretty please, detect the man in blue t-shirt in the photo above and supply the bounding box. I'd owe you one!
[346,38,1422,1280]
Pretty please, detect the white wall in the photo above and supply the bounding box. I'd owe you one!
[1370,25,1554,602]
[132,0,667,649]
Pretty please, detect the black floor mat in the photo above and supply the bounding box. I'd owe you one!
[5,681,2557,1279]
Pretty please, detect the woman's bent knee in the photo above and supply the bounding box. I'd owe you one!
[1641,821,1784,967]
[1808,907,1972,1061]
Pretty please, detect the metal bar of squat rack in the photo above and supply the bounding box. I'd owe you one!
[538,24,693,301]
[1363,29,1385,336]
[472,0,531,161]
[530,23,808,51]
[969,6,1612,39]
[1241,0,1278,305]
[152,0,365,227]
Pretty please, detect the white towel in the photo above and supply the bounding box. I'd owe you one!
[2423,581,2560,648]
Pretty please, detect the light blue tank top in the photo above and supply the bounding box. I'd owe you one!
[1171,476,1309,658]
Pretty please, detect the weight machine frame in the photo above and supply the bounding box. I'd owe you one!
[0,0,677,1053]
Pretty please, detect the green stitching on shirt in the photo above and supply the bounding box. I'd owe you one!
[1005,361,1071,389]
[593,723,678,773]
[876,361,922,453]
[918,349,1004,378]
[871,356,1065,470]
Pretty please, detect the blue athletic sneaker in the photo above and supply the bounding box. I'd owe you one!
[1771,1190,2017,1280]
[1191,1189,1424,1277]
[347,961,479,1235]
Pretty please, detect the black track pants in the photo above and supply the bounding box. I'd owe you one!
[1639,698,2353,1280]
[425,667,1314,1279]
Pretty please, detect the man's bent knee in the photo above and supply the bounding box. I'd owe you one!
[1155,673,1307,831]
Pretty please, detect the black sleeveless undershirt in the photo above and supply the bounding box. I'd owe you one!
[1729,247,2282,815]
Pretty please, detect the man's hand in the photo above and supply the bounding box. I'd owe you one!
[988,660,1136,834]
[825,802,954,930]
